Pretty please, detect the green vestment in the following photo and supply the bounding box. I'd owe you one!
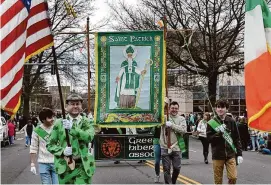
[114,60,140,106]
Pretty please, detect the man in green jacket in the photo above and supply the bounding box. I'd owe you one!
[46,94,95,184]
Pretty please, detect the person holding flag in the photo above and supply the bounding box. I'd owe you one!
[207,99,243,184]
[46,94,95,184]
[30,108,58,184]
[160,101,187,184]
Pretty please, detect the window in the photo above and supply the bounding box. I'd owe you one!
[240,86,245,99]
[228,86,240,99]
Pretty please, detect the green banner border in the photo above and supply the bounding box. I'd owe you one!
[94,31,165,128]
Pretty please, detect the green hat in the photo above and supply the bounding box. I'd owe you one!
[126,46,134,54]
[66,93,83,104]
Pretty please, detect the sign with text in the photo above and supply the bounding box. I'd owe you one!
[94,134,189,160]
[94,31,165,128]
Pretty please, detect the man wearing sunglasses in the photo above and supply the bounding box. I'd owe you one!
[46,94,95,184]
[207,99,243,184]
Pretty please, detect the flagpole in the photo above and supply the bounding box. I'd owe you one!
[52,45,74,168]
[86,17,91,114]
[163,16,171,149]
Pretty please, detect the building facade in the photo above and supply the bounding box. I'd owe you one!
[167,69,245,116]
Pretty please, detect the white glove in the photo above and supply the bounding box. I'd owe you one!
[63,146,72,156]
[63,119,73,130]
[166,121,173,127]
[88,113,93,120]
[237,156,243,164]
[30,163,36,175]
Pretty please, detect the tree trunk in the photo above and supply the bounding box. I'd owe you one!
[207,73,218,112]
[23,93,30,118]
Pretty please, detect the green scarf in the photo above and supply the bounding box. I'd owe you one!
[208,118,237,153]
[34,126,50,142]
[170,116,186,153]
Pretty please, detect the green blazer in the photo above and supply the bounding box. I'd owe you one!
[46,115,95,177]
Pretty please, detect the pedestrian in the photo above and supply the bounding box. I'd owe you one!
[20,118,35,147]
[8,120,15,145]
[207,99,243,184]
[197,112,210,164]
[151,125,161,183]
[160,101,187,184]
[249,128,260,151]
[30,108,58,184]
[237,117,249,151]
[46,94,95,184]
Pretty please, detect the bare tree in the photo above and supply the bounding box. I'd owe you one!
[108,0,245,108]
[22,0,108,118]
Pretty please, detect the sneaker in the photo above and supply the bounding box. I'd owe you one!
[251,149,255,152]
[25,144,28,147]
[204,159,208,164]
[154,175,160,183]
[114,161,120,164]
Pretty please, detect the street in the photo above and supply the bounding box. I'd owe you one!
[1,132,270,184]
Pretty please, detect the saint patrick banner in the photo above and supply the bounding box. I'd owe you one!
[94,31,165,128]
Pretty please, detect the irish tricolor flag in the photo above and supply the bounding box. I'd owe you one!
[245,0,271,132]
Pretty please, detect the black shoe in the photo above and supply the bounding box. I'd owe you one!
[114,161,120,164]
[204,159,208,164]
[138,160,143,163]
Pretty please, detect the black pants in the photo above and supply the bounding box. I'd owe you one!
[199,136,209,159]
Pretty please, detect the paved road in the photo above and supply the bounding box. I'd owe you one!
[1,133,270,184]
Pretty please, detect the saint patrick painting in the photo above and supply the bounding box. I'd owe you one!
[109,45,151,110]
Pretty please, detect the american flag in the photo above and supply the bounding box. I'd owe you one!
[0,0,54,116]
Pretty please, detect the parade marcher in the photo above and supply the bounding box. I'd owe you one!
[30,108,58,184]
[20,118,35,147]
[197,112,210,164]
[8,119,15,145]
[151,125,161,183]
[160,101,187,184]
[46,94,95,184]
[207,99,243,184]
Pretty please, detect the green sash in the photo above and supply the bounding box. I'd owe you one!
[34,126,50,143]
[208,118,237,153]
[169,116,186,152]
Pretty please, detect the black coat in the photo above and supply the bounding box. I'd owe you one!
[207,115,242,160]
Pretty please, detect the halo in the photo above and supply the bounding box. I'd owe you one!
[123,45,137,58]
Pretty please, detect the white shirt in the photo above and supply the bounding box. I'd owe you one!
[67,114,82,125]
[197,120,207,137]
[30,124,54,163]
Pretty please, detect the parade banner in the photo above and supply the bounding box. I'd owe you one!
[94,31,165,127]
[94,134,189,160]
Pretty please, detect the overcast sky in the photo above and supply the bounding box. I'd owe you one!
[46,0,138,91]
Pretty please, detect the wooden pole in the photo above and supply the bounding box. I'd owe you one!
[163,16,171,149]
[86,17,91,114]
[52,46,73,165]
